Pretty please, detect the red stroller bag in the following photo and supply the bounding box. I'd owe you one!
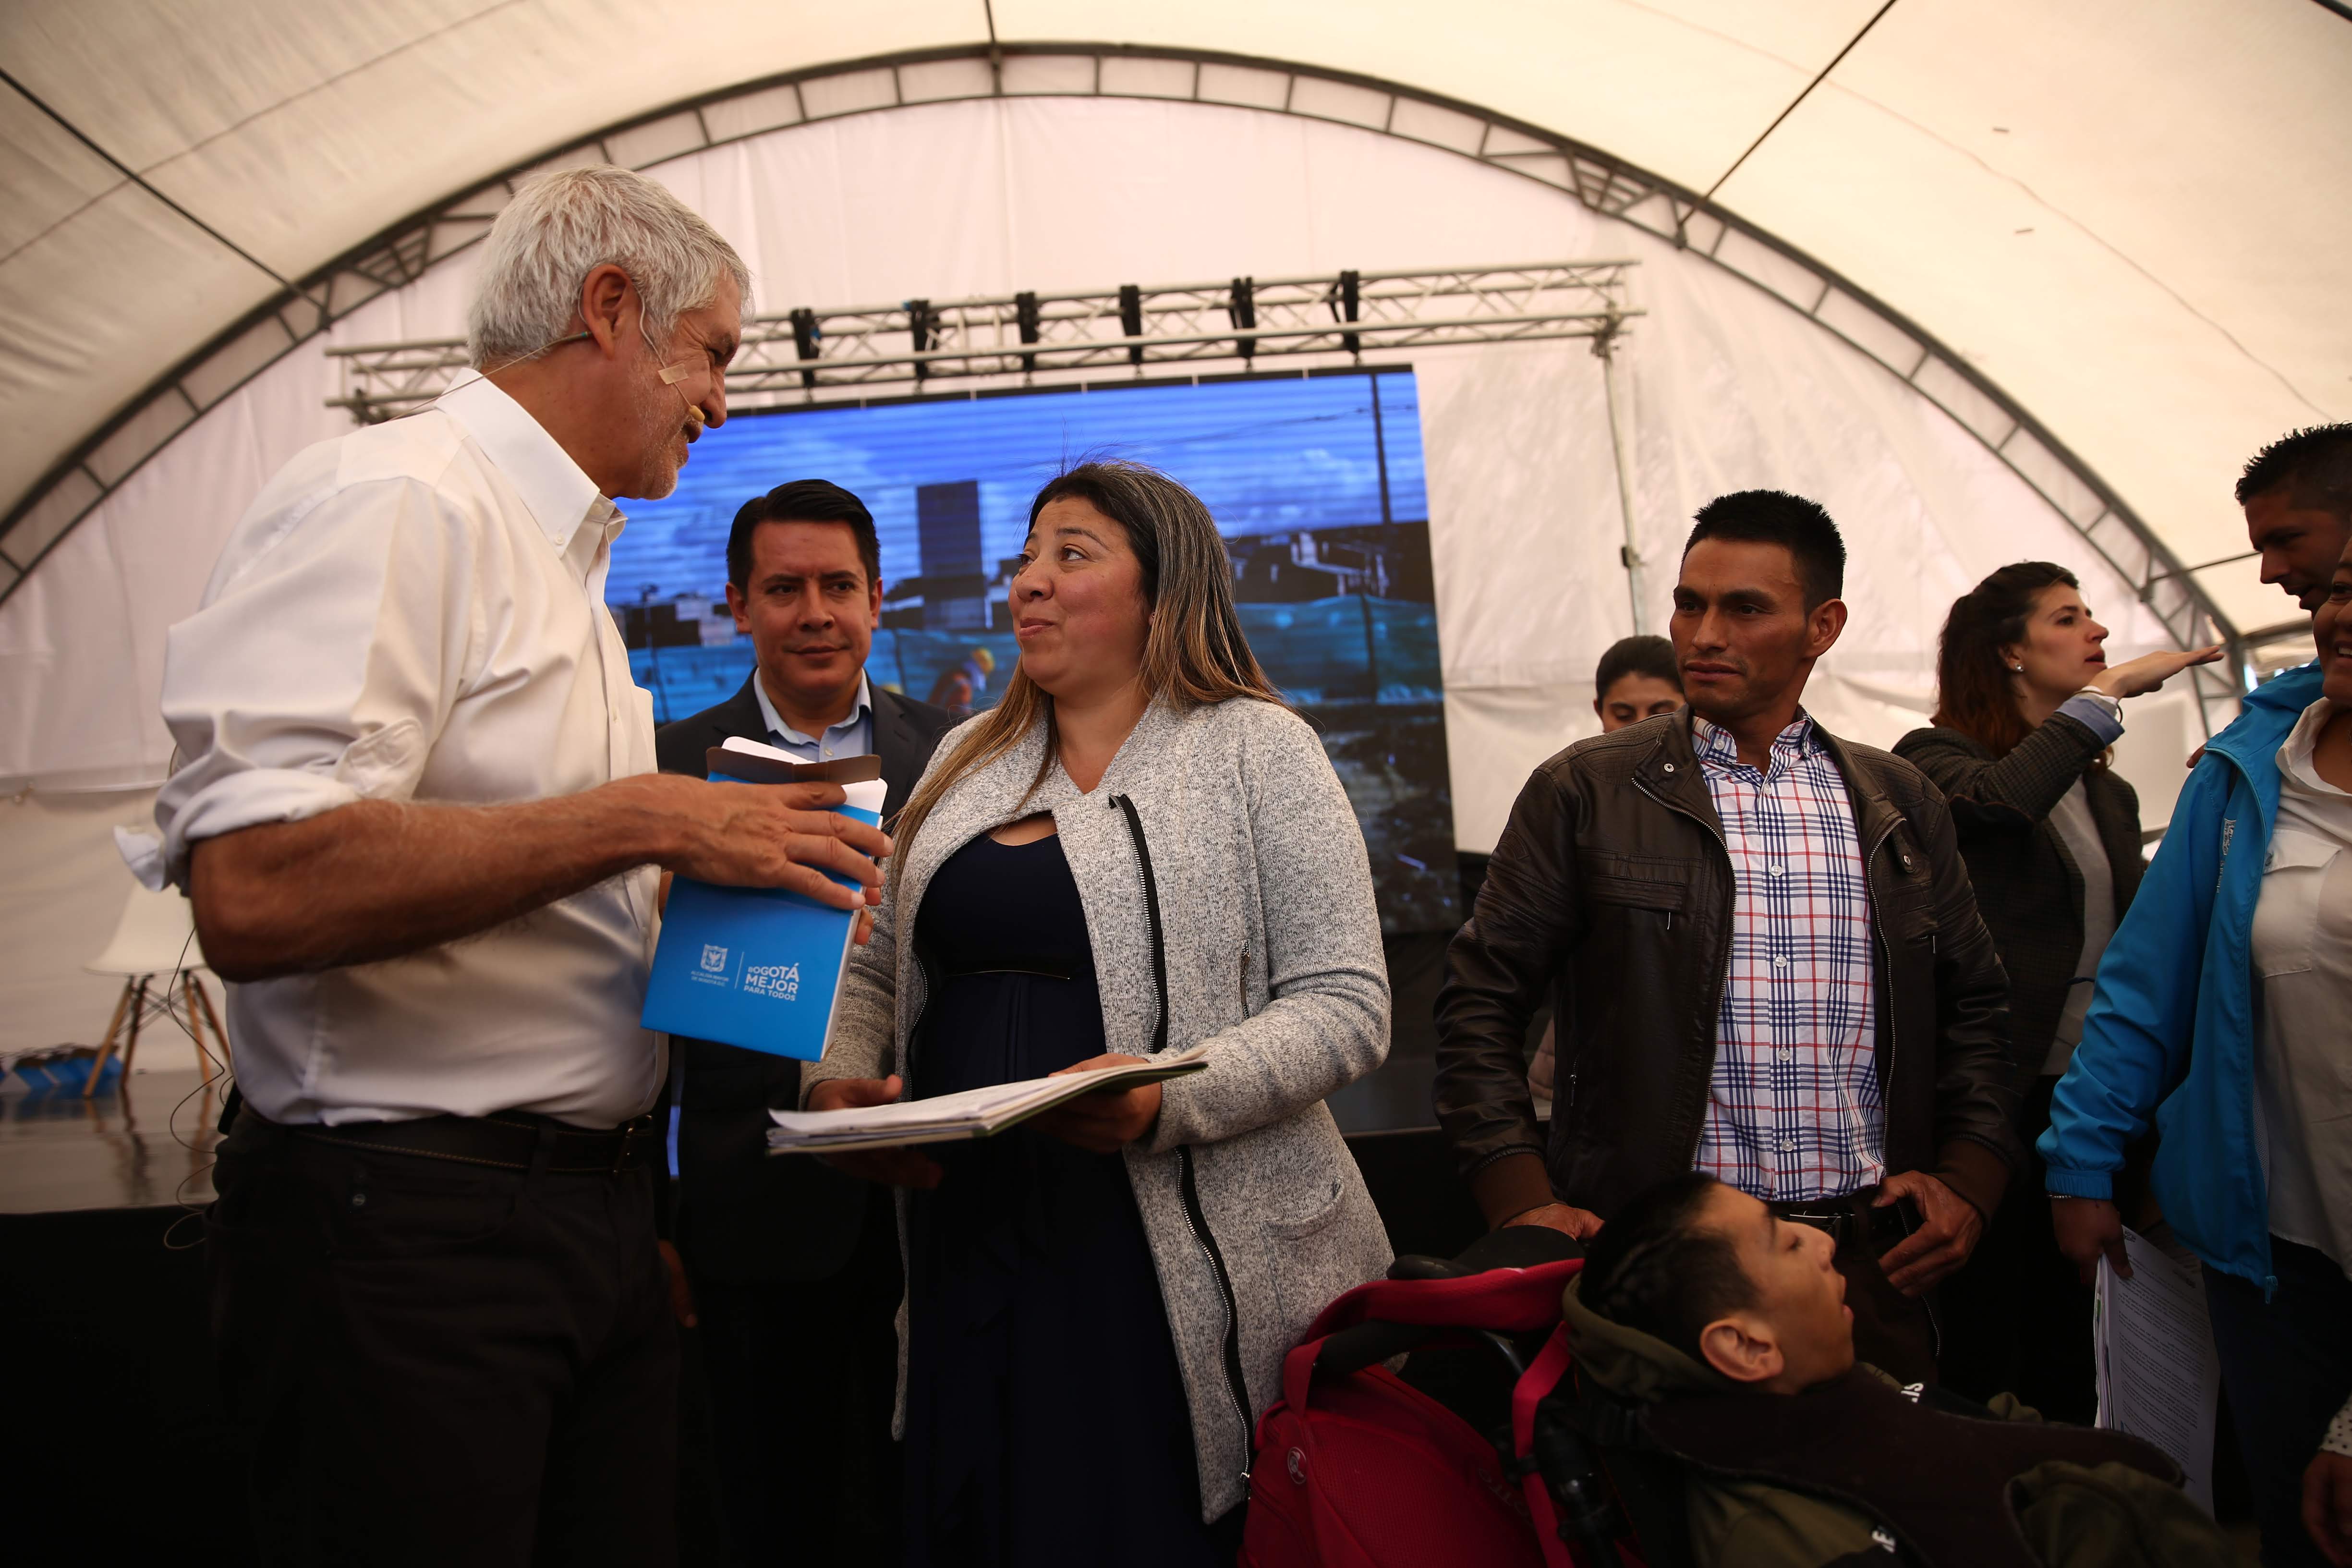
[1240,1247,1644,1568]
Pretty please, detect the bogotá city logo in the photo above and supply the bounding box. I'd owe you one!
[700,944,728,973]
[744,961,802,1002]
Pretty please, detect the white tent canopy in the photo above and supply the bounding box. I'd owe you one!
[0,0,2344,1055]
[4,0,2346,633]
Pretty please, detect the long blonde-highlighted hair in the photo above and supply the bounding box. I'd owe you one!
[889,460,1282,875]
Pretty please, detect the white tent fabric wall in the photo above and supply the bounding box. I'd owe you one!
[6,0,2346,633]
[0,92,2210,1050]
[1416,222,2194,849]
[0,786,213,1073]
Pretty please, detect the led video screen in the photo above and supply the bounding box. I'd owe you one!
[612,369,1458,934]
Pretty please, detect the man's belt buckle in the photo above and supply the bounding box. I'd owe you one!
[1779,1208,1851,1242]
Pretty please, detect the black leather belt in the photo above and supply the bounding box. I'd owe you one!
[285,1111,661,1175]
[1769,1192,1908,1249]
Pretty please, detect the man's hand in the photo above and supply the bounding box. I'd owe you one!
[613,774,891,911]
[1032,1054,1163,1154]
[1503,1202,1604,1241]
[2304,1451,2352,1566]
[656,1239,698,1328]
[2050,1195,2131,1287]
[1874,1171,1984,1295]
[190,774,892,982]
[807,1075,943,1188]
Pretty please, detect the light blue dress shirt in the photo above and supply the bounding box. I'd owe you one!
[751,670,876,763]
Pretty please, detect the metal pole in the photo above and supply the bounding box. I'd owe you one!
[1594,321,1647,635]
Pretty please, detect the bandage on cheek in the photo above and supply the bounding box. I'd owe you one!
[658,360,708,424]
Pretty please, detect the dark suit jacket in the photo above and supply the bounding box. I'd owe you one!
[1894,715,2143,1094]
[656,673,955,1284]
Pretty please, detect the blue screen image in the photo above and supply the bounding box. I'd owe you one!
[613,369,1457,931]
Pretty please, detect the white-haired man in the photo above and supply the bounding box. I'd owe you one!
[154,167,885,1564]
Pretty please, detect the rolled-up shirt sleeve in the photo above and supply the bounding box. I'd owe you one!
[157,474,479,887]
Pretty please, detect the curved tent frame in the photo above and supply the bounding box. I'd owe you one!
[0,42,2247,726]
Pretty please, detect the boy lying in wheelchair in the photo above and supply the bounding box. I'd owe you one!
[1565,1172,2231,1568]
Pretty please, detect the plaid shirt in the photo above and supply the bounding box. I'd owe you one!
[1690,711,1885,1201]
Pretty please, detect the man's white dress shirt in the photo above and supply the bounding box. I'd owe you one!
[154,377,664,1129]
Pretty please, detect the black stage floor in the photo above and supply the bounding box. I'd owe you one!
[0,1061,225,1215]
[0,967,1489,1567]
[0,1036,2260,1564]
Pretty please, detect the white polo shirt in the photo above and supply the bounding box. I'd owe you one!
[153,376,664,1129]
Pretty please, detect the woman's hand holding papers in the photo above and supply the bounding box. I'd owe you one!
[2050,1195,2132,1287]
[616,774,892,912]
[806,1075,944,1188]
[1031,1054,1164,1154]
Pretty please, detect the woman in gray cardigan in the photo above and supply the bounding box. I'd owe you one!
[806,461,1393,1561]
[1894,561,2218,1421]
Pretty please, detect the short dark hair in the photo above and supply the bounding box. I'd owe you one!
[1577,1172,1755,1365]
[1682,490,1846,610]
[1595,634,1681,698]
[726,479,881,591]
[2236,424,2352,519]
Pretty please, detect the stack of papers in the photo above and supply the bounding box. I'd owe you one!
[2095,1225,2221,1514]
[767,1051,1208,1154]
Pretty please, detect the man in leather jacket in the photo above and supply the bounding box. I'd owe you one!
[1434,491,2019,1383]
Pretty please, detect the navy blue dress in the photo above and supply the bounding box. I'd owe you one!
[902,831,1225,1568]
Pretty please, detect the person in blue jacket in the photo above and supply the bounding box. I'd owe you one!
[2042,422,2352,1568]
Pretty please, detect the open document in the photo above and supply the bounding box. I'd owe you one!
[2096,1226,2221,1514]
[767,1049,1210,1154]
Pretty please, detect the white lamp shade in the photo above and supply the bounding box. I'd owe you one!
[86,879,206,978]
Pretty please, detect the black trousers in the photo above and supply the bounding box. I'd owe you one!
[2206,1236,2352,1568]
[207,1118,678,1568]
[1935,1077,2097,1422]
[685,1185,905,1568]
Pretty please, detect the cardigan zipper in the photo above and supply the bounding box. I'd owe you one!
[1178,1143,1256,1478]
[1110,793,1170,1053]
[1111,791,1253,1472]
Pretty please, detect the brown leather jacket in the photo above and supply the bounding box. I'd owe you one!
[1433,710,2020,1228]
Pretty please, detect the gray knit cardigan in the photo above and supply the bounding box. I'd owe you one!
[806,694,1394,1519]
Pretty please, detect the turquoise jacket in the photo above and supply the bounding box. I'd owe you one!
[2038,660,2325,1293]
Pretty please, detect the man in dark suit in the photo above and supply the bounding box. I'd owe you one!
[656,480,954,1566]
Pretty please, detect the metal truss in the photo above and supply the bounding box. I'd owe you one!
[0,41,2247,734]
[328,263,1639,422]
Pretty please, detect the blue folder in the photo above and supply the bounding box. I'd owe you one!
[641,750,887,1061]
